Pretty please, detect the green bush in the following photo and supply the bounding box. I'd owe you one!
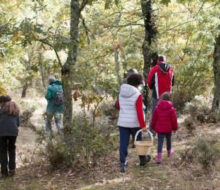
[183,116,196,134]
[38,113,118,169]
[181,137,220,170]
[184,96,217,124]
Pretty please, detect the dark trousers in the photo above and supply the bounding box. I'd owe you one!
[157,133,171,153]
[119,127,143,164]
[0,136,17,175]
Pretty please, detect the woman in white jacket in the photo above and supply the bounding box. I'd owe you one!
[116,73,150,173]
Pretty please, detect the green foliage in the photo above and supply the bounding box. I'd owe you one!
[184,96,217,123]
[160,0,171,5]
[181,137,220,170]
[183,116,196,134]
[0,82,7,95]
[104,0,120,9]
[38,113,117,169]
[1,0,220,107]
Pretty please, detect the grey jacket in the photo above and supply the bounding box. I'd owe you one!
[0,110,20,136]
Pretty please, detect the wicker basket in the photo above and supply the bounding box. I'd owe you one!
[134,129,153,155]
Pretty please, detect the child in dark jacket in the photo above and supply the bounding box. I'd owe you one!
[0,95,20,177]
[151,92,177,164]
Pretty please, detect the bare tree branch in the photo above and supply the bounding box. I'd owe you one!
[38,39,63,68]
[80,14,90,44]
[80,0,89,12]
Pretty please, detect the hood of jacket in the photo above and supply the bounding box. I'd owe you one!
[157,100,173,110]
[157,61,170,72]
[51,80,62,86]
[119,84,139,98]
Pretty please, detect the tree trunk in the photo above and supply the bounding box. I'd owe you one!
[212,30,220,111]
[115,45,122,86]
[141,0,157,107]
[38,50,46,89]
[21,82,28,98]
[62,0,80,129]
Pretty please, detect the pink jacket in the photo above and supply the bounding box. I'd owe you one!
[151,100,177,133]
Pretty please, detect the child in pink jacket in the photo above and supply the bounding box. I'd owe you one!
[151,92,178,163]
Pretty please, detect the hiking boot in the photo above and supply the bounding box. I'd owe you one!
[157,152,162,164]
[120,163,127,173]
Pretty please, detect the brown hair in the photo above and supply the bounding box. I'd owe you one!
[160,92,171,101]
[2,101,20,116]
[127,73,144,87]
[0,95,11,103]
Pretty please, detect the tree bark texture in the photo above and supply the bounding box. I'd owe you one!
[21,82,28,98]
[115,46,122,86]
[212,30,220,112]
[62,0,80,129]
[38,50,46,89]
[141,0,157,107]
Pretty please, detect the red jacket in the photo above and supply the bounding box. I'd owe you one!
[147,62,174,99]
[151,100,177,133]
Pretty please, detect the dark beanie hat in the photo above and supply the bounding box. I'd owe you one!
[0,95,11,103]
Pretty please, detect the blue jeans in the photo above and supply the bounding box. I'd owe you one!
[45,112,62,134]
[119,127,142,164]
[157,133,172,153]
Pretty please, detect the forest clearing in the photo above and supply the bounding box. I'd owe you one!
[1,0,220,189]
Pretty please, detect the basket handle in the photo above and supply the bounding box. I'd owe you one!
[134,129,154,142]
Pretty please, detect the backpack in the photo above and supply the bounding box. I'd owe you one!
[54,89,64,105]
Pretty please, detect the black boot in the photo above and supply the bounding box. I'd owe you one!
[139,155,151,166]
[120,163,127,173]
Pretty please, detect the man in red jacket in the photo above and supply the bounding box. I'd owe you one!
[147,55,174,133]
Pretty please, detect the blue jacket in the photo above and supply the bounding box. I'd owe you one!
[0,110,20,136]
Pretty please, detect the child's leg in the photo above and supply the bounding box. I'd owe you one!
[166,133,173,157]
[157,133,165,163]
[157,133,165,153]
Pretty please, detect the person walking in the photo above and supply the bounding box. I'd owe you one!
[0,95,20,178]
[147,55,174,134]
[151,92,178,164]
[45,76,63,134]
[117,73,150,173]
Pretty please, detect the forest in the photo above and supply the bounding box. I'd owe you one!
[0,0,220,189]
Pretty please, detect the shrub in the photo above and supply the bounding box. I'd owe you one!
[184,96,217,124]
[38,113,118,170]
[180,137,220,170]
[183,116,196,134]
[20,108,37,131]
[98,101,118,121]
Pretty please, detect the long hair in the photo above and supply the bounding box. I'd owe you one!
[2,101,20,116]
